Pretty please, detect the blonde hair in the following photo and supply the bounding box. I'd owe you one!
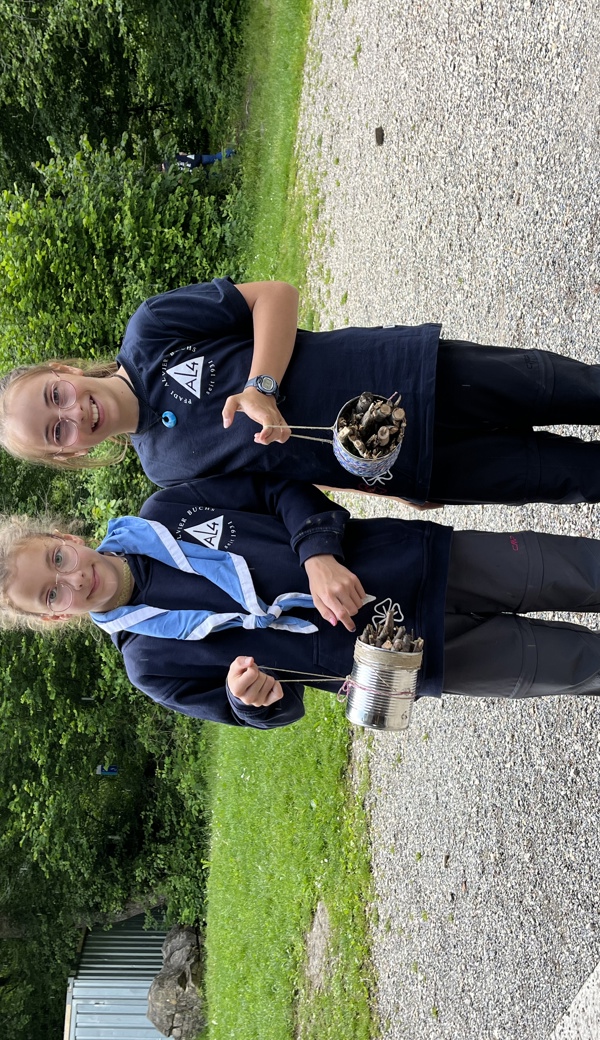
[0,514,88,632]
[0,360,130,470]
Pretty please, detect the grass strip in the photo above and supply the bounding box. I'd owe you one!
[203,691,374,1040]
[201,4,375,1035]
[235,0,314,289]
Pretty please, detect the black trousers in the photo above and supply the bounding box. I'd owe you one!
[429,340,600,504]
[443,530,600,698]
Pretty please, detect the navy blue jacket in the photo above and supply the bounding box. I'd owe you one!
[109,475,452,728]
[117,278,440,503]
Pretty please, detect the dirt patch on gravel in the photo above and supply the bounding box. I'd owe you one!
[303,900,333,993]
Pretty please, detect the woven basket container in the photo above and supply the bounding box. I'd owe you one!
[333,394,403,479]
[345,639,422,731]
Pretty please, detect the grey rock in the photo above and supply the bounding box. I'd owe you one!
[147,925,205,1038]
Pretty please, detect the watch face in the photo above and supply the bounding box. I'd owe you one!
[258,375,276,393]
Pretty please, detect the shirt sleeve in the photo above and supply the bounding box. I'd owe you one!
[141,277,252,341]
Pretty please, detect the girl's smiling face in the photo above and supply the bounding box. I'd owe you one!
[7,534,127,619]
[4,364,139,460]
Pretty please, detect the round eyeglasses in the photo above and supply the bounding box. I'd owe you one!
[50,380,80,448]
[47,542,80,614]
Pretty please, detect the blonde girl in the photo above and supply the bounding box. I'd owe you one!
[3,278,600,504]
[1,473,600,730]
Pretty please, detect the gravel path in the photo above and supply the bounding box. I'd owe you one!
[295,2,600,1037]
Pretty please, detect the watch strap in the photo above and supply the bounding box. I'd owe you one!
[244,375,281,401]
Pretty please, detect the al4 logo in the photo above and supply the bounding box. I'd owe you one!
[166,357,204,398]
[185,516,224,549]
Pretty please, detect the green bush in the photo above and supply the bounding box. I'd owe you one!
[0,135,243,366]
[0,626,210,1038]
[0,6,253,1036]
[0,434,205,1040]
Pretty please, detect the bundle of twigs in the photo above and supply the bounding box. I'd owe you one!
[336,392,406,460]
[359,608,424,653]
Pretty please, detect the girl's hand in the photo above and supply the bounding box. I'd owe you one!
[222,388,291,445]
[227,657,284,706]
[304,555,367,632]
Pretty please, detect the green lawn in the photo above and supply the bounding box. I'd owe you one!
[203,692,374,1040]
[235,0,315,293]
[199,1,376,1035]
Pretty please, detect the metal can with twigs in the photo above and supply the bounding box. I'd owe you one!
[271,391,406,482]
[344,608,423,731]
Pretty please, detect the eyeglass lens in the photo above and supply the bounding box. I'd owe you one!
[52,381,79,448]
[48,542,79,613]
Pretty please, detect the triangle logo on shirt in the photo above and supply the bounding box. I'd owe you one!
[166,357,204,398]
[185,516,224,549]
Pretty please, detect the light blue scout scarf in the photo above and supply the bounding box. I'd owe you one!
[90,516,317,640]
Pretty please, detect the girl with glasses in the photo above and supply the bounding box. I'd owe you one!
[1,473,600,729]
[3,279,600,505]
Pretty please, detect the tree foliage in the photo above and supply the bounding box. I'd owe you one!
[0,2,248,1033]
[0,618,211,1037]
[0,135,243,365]
[0,0,245,187]
[0,127,237,1039]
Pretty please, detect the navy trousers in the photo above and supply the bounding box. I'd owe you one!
[429,341,600,504]
[443,530,600,698]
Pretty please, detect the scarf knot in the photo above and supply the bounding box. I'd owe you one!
[245,610,280,630]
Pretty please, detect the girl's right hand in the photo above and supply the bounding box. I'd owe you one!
[304,554,366,632]
[226,657,284,706]
[222,388,291,444]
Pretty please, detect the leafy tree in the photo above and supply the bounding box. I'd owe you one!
[0,0,245,188]
[0,6,244,1032]
[0,628,208,1038]
[0,135,242,366]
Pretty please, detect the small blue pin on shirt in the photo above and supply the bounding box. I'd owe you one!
[162,411,177,428]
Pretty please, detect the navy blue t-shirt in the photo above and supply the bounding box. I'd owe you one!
[117,279,440,502]
[108,474,453,727]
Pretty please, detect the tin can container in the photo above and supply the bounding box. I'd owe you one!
[333,394,404,480]
[345,639,422,731]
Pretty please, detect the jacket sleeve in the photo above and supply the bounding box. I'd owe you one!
[140,473,351,565]
[117,633,305,729]
[225,682,306,729]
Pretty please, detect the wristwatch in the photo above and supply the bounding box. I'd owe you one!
[244,374,281,401]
